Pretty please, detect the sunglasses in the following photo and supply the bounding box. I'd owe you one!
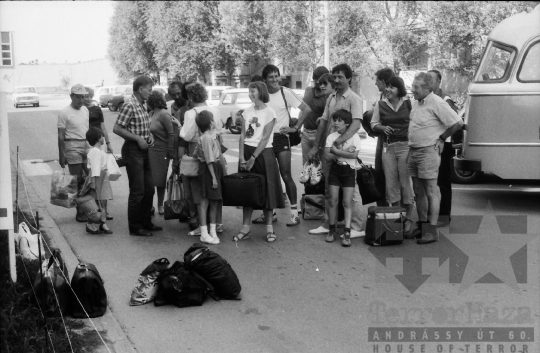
[73,94,89,99]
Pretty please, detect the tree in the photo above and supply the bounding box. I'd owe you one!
[108,2,159,81]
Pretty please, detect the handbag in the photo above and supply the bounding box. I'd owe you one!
[364,206,405,246]
[164,172,188,221]
[222,172,267,209]
[179,155,200,177]
[280,87,301,147]
[356,158,383,205]
[106,153,122,181]
[50,169,78,208]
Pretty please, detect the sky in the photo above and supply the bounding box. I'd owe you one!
[0,1,115,64]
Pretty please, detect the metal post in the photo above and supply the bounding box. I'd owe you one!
[15,146,19,233]
[324,1,330,69]
[36,211,49,352]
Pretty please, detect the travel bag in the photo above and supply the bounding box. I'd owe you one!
[300,194,325,220]
[130,258,170,306]
[163,172,188,221]
[70,262,108,318]
[364,206,406,246]
[184,243,241,300]
[222,172,266,209]
[33,249,71,317]
[356,158,383,205]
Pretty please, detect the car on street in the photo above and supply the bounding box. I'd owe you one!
[108,85,131,112]
[12,86,39,108]
[206,86,234,106]
[95,86,116,108]
[215,88,252,134]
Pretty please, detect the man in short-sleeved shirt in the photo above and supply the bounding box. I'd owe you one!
[406,72,462,245]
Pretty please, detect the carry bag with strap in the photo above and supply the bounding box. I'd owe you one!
[280,87,301,147]
[184,243,241,300]
[364,206,406,246]
[164,172,189,221]
[33,249,71,317]
[222,172,267,209]
[130,258,170,306]
[70,262,108,318]
[300,194,325,220]
[356,158,383,205]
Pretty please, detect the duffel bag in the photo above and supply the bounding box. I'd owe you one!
[365,206,406,246]
[356,159,383,205]
[70,262,108,318]
[301,194,325,220]
[33,249,71,317]
[184,243,241,300]
[222,172,266,209]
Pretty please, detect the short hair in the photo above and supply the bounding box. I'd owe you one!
[428,69,442,82]
[387,77,407,98]
[86,127,103,146]
[168,81,181,95]
[248,81,270,103]
[195,110,213,133]
[318,73,335,89]
[84,86,94,98]
[250,75,263,83]
[313,66,329,81]
[262,64,280,79]
[414,72,434,91]
[375,68,395,84]
[147,90,168,110]
[332,63,353,79]
[331,109,352,125]
[186,82,208,103]
[133,75,153,93]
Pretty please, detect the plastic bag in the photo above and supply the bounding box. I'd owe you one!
[50,170,78,208]
[106,153,122,181]
[130,258,170,306]
[16,222,45,260]
[179,155,200,177]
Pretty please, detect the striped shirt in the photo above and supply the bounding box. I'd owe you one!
[116,94,152,140]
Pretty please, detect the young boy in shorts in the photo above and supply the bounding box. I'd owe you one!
[324,109,362,247]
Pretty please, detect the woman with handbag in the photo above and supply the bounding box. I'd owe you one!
[180,82,225,236]
[370,77,415,234]
[233,81,285,242]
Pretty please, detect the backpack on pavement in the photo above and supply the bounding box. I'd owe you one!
[184,243,241,300]
[130,258,170,306]
[70,262,108,318]
[365,206,406,246]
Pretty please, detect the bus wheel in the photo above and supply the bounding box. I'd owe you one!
[451,168,482,184]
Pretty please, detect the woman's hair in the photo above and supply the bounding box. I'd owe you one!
[147,90,168,110]
[331,109,352,125]
[248,81,269,103]
[86,127,103,146]
[195,110,214,133]
[375,67,395,84]
[387,77,407,98]
[318,73,335,89]
[186,82,208,103]
[84,86,94,98]
[250,75,263,83]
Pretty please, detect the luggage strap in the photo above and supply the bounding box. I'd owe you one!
[305,197,324,210]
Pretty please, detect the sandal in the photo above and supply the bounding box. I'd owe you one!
[233,230,251,242]
[188,226,201,236]
[266,232,276,243]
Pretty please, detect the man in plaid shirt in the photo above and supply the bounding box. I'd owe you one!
[113,76,163,237]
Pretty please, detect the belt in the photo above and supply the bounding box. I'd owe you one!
[64,139,86,141]
[333,160,349,166]
[386,136,408,144]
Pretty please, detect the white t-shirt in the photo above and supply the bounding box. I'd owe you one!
[180,106,222,143]
[57,105,89,140]
[87,146,107,177]
[325,132,362,169]
[267,88,303,133]
[243,105,276,149]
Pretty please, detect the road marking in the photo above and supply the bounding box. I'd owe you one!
[453,187,540,193]
[21,159,53,176]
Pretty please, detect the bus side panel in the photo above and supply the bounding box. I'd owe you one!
[464,94,540,180]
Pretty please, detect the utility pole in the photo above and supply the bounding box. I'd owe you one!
[324,1,330,69]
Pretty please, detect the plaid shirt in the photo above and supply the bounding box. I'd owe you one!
[116,94,152,140]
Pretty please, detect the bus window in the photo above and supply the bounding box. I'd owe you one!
[475,41,516,83]
[518,40,540,82]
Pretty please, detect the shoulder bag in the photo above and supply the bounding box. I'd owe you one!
[356,158,383,205]
[280,87,301,147]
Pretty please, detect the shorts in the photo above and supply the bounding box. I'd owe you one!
[64,140,89,165]
[272,133,290,154]
[407,145,441,179]
[328,161,356,188]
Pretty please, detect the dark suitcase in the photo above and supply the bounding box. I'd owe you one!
[365,206,406,246]
[70,262,108,318]
[184,243,241,300]
[222,172,266,208]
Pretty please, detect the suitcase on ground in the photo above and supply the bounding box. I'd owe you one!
[364,206,406,246]
[222,172,266,208]
[301,194,325,220]
[70,262,108,318]
[184,243,241,300]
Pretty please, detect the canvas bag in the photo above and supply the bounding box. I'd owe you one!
[301,194,325,220]
[50,169,78,208]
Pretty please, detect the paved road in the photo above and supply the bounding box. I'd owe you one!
[7,100,539,353]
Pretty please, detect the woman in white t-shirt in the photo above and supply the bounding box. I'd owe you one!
[233,81,285,243]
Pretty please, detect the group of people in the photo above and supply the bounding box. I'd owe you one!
[57,62,462,246]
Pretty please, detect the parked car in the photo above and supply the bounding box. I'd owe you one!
[12,86,39,108]
[206,86,234,106]
[95,86,116,107]
[108,85,131,112]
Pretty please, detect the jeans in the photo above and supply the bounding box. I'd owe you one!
[375,135,387,206]
[381,141,414,205]
[300,129,318,165]
[437,142,453,222]
[122,141,155,232]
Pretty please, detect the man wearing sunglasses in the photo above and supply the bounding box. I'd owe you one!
[57,84,90,222]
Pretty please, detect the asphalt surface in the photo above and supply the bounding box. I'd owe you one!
[6,96,540,353]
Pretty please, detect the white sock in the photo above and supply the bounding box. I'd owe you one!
[290,204,298,217]
[209,224,217,237]
[200,225,209,237]
[266,225,274,233]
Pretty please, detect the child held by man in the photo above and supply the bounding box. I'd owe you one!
[324,109,362,247]
[194,110,224,245]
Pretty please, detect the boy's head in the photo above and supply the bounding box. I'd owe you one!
[86,127,103,146]
[195,110,214,133]
[331,109,352,125]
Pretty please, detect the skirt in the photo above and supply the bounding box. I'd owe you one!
[243,145,285,210]
[148,146,170,188]
[197,160,223,201]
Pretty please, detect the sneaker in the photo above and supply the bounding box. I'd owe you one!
[309,225,329,235]
[252,212,277,224]
[286,214,300,227]
[200,233,219,245]
[299,159,312,184]
[342,231,352,247]
[210,233,221,244]
[325,231,336,243]
[341,229,365,239]
[310,159,322,185]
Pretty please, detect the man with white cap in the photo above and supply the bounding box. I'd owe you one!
[57,84,90,222]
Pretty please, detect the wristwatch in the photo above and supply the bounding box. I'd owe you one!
[438,135,445,142]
